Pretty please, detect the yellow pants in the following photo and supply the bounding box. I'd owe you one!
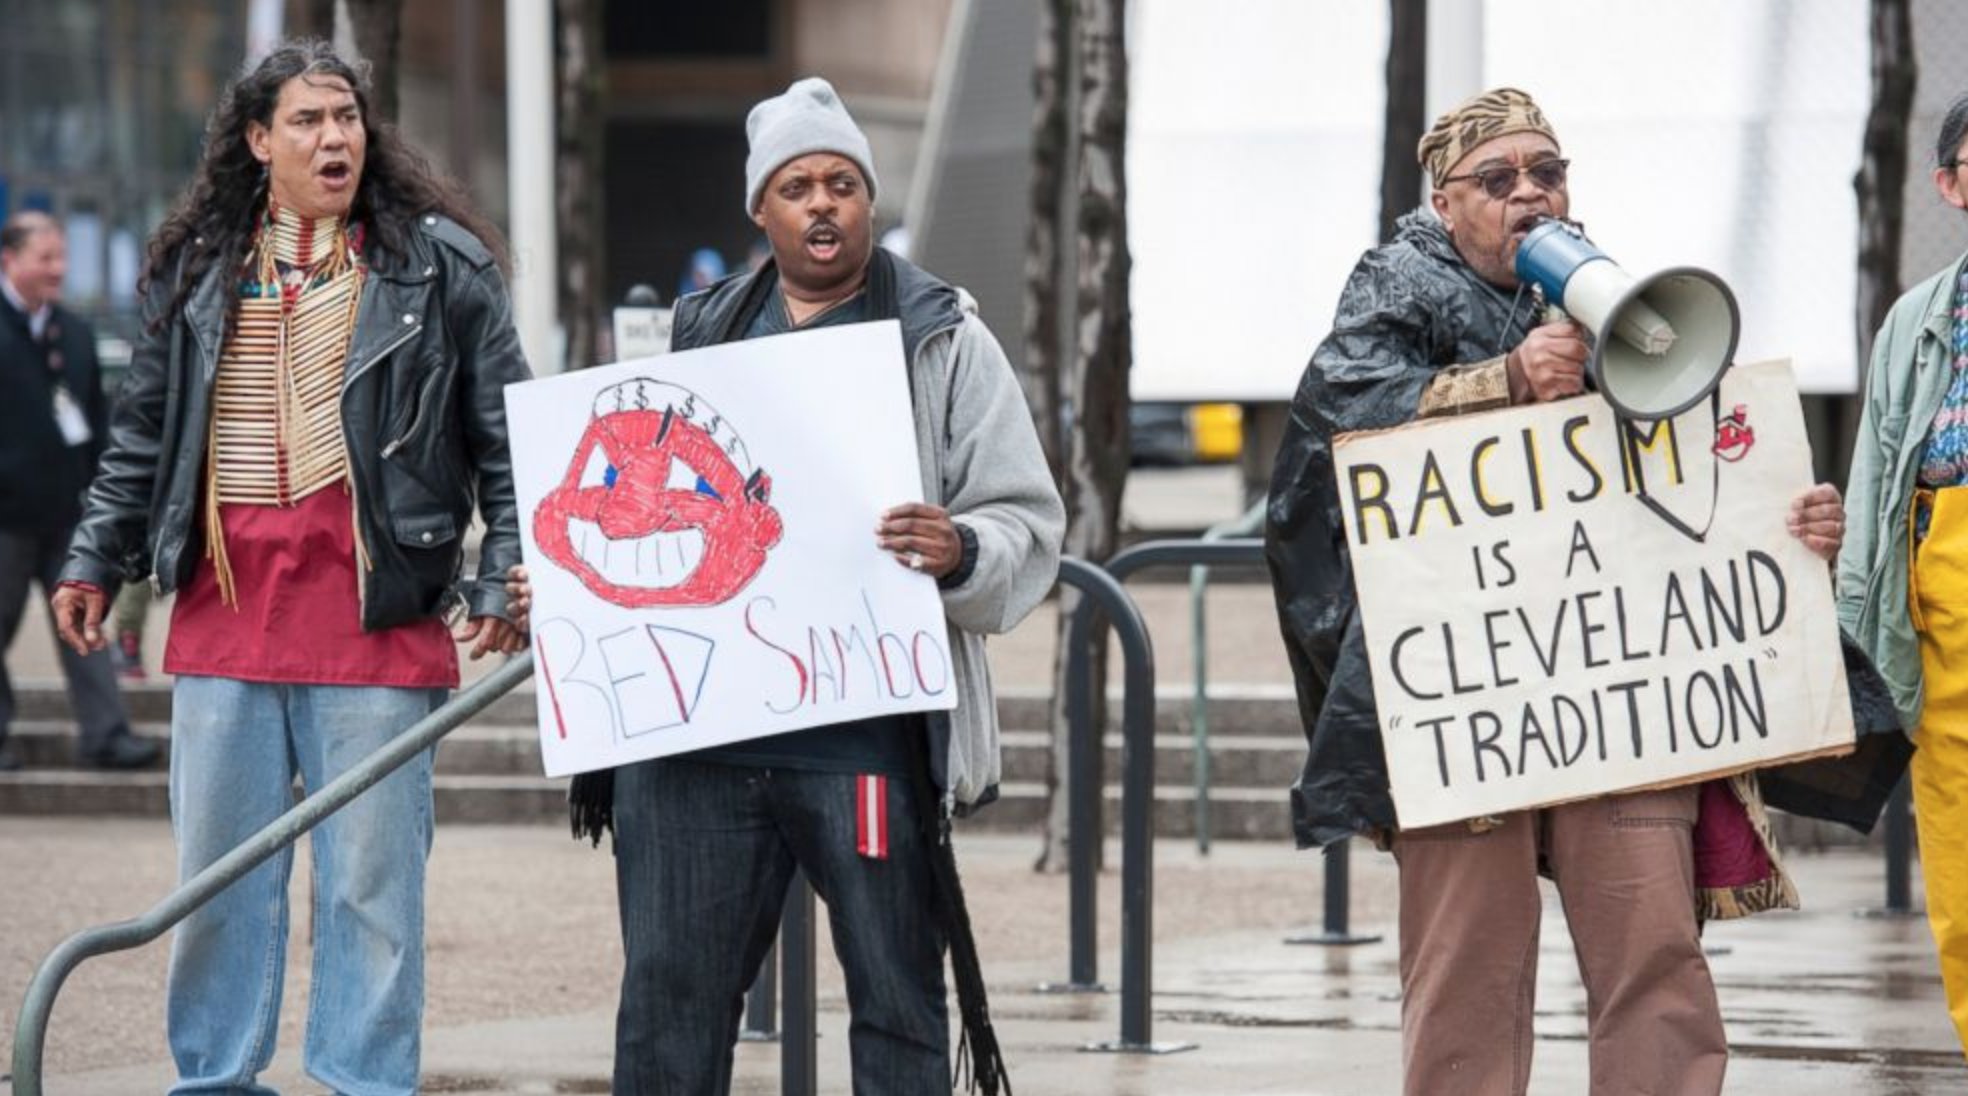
[1911,486,1968,1055]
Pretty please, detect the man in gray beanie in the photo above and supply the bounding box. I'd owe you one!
[744,76,880,217]
[527,75,1063,1094]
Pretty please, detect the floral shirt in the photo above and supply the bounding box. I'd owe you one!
[1917,270,1968,487]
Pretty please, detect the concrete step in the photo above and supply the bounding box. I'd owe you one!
[4,693,1885,847]
[2,720,1305,789]
[5,721,562,776]
[962,782,1296,840]
[997,729,1303,786]
[5,721,172,769]
[0,768,1299,837]
[7,681,545,728]
[0,763,1884,847]
[7,681,1309,738]
[0,770,568,825]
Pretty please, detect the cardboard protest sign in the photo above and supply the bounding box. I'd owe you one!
[503,321,955,777]
[1333,359,1852,829]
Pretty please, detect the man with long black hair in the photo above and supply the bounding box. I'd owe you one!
[52,40,527,1093]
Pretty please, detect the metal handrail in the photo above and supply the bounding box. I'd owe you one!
[1056,558,1194,1054]
[1057,542,1267,995]
[1188,501,1266,853]
[1095,539,1379,950]
[11,651,538,1094]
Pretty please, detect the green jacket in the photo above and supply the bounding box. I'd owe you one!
[1837,251,1968,732]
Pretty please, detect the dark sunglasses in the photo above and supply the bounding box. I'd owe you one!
[1441,159,1570,201]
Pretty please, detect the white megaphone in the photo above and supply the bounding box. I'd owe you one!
[1512,219,1740,421]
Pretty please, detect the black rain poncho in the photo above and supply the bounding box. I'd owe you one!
[1265,210,1537,848]
[1266,209,1909,849]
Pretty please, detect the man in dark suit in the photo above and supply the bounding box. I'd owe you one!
[0,211,156,770]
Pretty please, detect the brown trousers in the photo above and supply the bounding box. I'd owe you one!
[1393,786,1727,1096]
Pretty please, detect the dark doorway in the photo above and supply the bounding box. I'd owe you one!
[604,2,774,60]
[605,118,761,306]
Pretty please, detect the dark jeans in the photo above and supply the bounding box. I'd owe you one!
[612,758,949,1095]
[0,524,128,752]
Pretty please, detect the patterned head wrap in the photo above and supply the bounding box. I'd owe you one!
[1417,87,1559,186]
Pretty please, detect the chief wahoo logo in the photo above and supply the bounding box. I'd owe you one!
[1713,404,1755,463]
[534,378,783,607]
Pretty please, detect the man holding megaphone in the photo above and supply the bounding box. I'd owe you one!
[1264,87,1856,1095]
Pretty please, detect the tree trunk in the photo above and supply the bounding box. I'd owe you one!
[343,0,405,123]
[1022,0,1071,483]
[1855,0,1915,377]
[1038,0,1133,873]
[1379,0,1428,243]
[555,0,606,369]
[1027,0,1075,873]
[304,0,337,37]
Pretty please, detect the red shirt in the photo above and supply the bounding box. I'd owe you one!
[165,484,458,688]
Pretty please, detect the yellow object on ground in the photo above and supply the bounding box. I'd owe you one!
[1188,402,1243,463]
[1910,485,1968,1057]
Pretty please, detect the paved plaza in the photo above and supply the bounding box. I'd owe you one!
[4,468,1964,1093]
[3,822,1963,1094]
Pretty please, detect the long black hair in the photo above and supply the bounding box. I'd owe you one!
[141,38,507,333]
[1940,92,1968,169]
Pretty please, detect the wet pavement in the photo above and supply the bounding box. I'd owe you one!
[5,468,1963,1092]
[4,821,1964,1095]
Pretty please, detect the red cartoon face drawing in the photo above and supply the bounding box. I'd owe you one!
[534,379,783,607]
[1713,404,1755,463]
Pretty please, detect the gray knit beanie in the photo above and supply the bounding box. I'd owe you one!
[744,77,880,214]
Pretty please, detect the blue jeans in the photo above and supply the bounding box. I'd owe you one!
[612,758,949,1095]
[165,677,443,1096]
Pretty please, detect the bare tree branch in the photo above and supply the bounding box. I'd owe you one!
[556,0,606,369]
[1039,0,1133,873]
[344,0,404,123]
[1855,0,1915,374]
[1380,0,1428,243]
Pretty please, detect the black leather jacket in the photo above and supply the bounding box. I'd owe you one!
[61,213,530,631]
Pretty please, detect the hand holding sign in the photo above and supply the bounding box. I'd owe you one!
[878,503,962,578]
[505,564,532,633]
[1786,483,1845,561]
[1334,359,1852,829]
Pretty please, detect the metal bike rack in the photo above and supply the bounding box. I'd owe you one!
[1187,502,1266,854]
[1055,556,1195,1054]
[1859,777,1921,920]
[779,874,819,1092]
[740,943,781,1042]
[1098,539,1378,950]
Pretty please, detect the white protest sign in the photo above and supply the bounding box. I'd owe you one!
[1333,359,1853,829]
[503,321,954,777]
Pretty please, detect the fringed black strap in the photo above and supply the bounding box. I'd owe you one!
[1621,390,1724,545]
[906,728,1011,1095]
[569,768,616,849]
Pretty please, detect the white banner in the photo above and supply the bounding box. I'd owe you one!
[504,321,955,777]
[1334,359,1853,829]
